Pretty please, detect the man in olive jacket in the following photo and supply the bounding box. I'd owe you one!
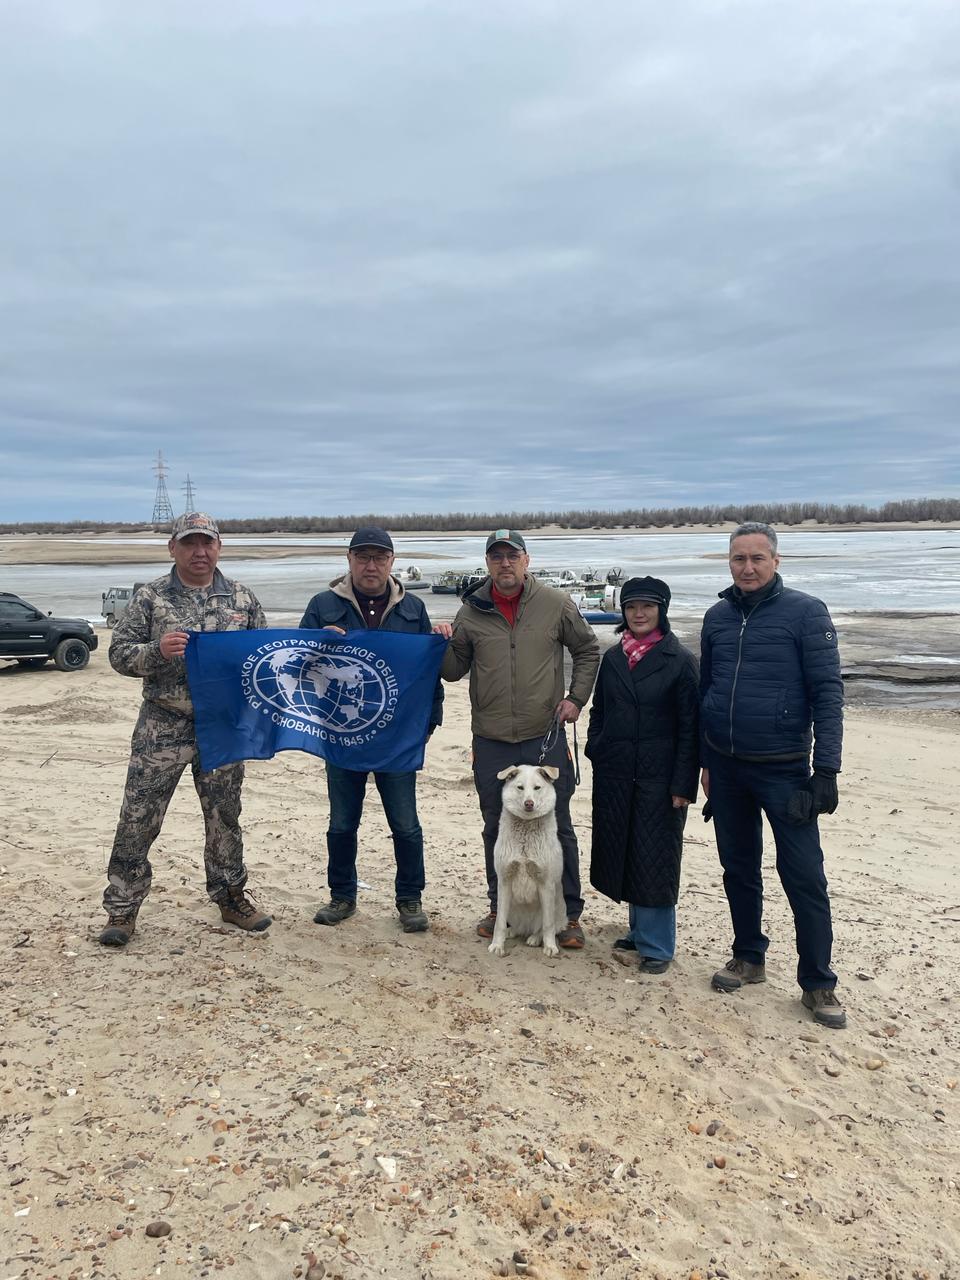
[440,530,600,947]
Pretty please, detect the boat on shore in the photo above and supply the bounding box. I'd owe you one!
[571,581,622,625]
[430,569,463,594]
[395,565,430,590]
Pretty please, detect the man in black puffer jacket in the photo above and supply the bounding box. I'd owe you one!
[700,522,846,1029]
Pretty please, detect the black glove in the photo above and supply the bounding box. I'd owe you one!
[786,787,814,825]
[702,799,713,823]
[786,771,839,824]
[811,770,839,814]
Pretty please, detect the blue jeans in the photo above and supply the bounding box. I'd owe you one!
[325,765,425,904]
[627,904,676,962]
[706,747,836,991]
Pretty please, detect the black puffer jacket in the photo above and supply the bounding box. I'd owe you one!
[699,576,842,772]
[586,632,700,907]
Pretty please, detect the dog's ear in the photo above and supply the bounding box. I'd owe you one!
[539,766,560,781]
[496,766,520,781]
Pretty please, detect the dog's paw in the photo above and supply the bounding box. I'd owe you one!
[543,941,560,958]
[525,932,542,947]
[487,941,506,957]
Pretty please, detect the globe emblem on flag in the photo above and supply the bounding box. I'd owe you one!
[251,647,387,731]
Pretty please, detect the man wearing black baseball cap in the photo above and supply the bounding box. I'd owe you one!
[439,528,600,948]
[300,526,443,935]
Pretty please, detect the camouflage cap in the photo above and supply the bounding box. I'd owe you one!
[171,511,220,541]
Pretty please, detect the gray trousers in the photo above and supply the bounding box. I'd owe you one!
[472,731,584,920]
[103,703,247,915]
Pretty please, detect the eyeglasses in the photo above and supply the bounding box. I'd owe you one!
[487,551,523,564]
[351,551,392,565]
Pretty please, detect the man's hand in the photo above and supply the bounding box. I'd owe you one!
[786,771,839,824]
[432,622,453,639]
[700,767,710,798]
[671,796,690,809]
[555,699,580,724]
[811,770,839,814]
[323,625,347,635]
[159,630,190,660]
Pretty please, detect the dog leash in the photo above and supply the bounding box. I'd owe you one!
[538,714,581,787]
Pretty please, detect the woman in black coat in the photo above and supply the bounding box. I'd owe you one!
[586,576,699,973]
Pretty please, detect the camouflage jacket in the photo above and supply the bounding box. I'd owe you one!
[110,567,266,717]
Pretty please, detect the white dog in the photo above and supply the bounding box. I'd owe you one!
[488,764,566,959]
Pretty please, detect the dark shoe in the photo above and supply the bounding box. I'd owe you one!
[802,988,847,1029]
[711,957,766,992]
[397,899,428,933]
[558,919,585,950]
[313,898,356,926]
[476,910,496,940]
[220,890,272,932]
[613,937,637,952]
[638,956,671,974]
[99,912,138,947]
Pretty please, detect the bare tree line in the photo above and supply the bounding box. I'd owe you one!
[2,496,958,536]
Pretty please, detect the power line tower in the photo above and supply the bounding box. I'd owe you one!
[182,474,198,514]
[151,451,175,524]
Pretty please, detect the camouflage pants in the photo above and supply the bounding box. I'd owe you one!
[103,702,247,915]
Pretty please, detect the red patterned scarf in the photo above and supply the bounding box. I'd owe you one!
[621,627,664,669]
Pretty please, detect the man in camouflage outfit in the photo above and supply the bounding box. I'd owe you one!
[99,511,272,946]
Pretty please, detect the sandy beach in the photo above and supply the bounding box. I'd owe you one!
[1,638,958,1280]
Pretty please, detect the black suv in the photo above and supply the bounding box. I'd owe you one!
[0,592,99,671]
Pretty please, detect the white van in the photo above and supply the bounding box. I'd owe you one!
[101,583,146,628]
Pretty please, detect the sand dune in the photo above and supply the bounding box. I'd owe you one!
[1,643,958,1280]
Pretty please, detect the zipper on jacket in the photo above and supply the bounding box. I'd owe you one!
[727,593,778,754]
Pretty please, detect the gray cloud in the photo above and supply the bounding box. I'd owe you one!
[1,0,959,519]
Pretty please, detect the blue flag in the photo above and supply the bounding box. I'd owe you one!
[186,629,447,774]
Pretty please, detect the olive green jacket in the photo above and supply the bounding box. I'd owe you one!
[441,575,600,742]
[109,568,266,716]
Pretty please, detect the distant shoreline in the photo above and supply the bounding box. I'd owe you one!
[0,520,956,566]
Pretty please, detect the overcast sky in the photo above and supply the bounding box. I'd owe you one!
[2,0,958,521]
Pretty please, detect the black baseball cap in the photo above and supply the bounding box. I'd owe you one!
[485,528,527,553]
[349,526,394,552]
[620,575,671,609]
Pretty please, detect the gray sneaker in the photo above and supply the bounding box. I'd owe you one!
[711,957,767,992]
[313,898,357,926]
[397,899,428,933]
[802,988,847,1029]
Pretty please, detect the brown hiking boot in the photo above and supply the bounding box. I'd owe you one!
[476,910,496,939]
[802,988,847,1029]
[99,911,138,947]
[711,956,766,992]
[219,890,272,932]
[558,918,585,950]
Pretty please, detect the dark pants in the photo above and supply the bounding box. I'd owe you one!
[472,732,584,920]
[325,764,425,905]
[706,747,836,991]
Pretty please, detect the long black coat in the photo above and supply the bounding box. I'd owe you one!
[586,631,699,907]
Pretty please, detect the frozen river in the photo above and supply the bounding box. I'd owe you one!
[4,528,959,623]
